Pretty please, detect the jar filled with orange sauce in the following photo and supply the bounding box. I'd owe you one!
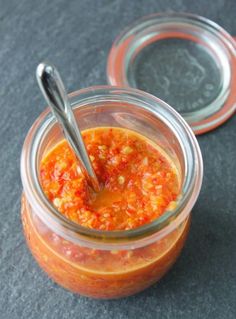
[21,87,203,299]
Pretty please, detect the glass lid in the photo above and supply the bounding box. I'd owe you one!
[107,13,236,134]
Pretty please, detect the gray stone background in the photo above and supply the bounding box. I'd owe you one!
[0,0,235,318]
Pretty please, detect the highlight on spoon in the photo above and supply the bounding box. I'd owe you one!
[36,62,100,192]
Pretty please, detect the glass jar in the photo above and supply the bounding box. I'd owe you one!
[20,86,203,299]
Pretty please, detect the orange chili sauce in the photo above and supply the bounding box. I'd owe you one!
[21,127,190,298]
[40,127,180,230]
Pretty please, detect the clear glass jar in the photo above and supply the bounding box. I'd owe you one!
[20,86,203,299]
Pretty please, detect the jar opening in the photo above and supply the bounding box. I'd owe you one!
[21,86,203,248]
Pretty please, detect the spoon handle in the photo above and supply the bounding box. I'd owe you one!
[36,62,100,192]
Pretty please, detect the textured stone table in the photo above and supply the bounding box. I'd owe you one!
[0,1,235,318]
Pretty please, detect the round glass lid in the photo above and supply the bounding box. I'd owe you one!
[107,13,236,134]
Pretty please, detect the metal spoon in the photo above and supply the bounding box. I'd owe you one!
[36,62,100,192]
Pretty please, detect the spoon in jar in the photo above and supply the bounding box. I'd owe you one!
[36,62,100,192]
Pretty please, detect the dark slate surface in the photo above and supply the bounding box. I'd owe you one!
[0,1,236,318]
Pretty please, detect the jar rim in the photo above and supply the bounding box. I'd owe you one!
[107,12,236,135]
[21,85,203,248]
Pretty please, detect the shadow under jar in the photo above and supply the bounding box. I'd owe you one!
[20,86,203,299]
